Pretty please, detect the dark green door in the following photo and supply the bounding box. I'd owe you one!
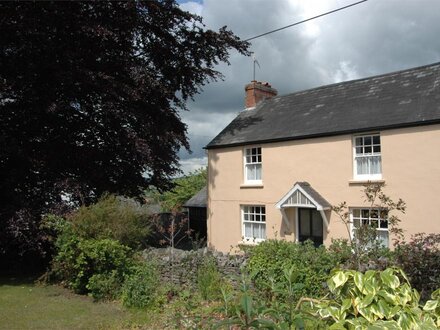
[298,208,323,247]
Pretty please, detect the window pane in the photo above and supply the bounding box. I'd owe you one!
[260,224,266,239]
[370,156,381,174]
[356,157,368,175]
[380,219,388,228]
[371,219,378,228]
[373,135,380,144]
[355,137,363,146]
[247,164,255,180]
[373,145,381,153]
[353,218,360,228]
[364,136,372,144]
[365,146,372,154]
[245,223,252,237]
[356,146,363,155]
[252,224,260,238]
[377,231,389,247]
[362,209,369,218]
[353,209,360,217]
[255,164,262,180]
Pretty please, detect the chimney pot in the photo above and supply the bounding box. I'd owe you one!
[245,81,277,109]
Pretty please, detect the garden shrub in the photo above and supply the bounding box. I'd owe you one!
[246,239,342,299]
[197,257,222,301]
[121,261,160,308]
[69,194,151,249]
[394,233,440,301]
[51,235,133,296]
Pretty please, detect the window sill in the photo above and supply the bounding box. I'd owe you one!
[349,179,385,185]
[238,239,265,246]
[240,183,264,189]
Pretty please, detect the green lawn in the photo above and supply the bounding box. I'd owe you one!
[0,278,156,330]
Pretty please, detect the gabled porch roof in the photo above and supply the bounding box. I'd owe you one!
[276,182,331,210]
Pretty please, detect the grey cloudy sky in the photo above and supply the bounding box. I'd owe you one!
[177,0,440,173]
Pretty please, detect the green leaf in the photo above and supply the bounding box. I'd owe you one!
[431,288,440,300]
[370,303,385,319]
[354,272,364,292]
[377,299,391,318]
[241,294,253,318]
[423,300,438,311]
[366,320,401,330]
[378,289,397,305]
[341,298,352,311]
[359,293,375,308]
[328,306,342,321]
[332,271,348,289]
[358,306,376,323]
[380,268,400,289]
[329,321,346,330]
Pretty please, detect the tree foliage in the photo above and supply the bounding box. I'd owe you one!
[0,1,249,266]
[154,167,207,211]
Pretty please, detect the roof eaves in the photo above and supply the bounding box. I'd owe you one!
[205,119,440,150]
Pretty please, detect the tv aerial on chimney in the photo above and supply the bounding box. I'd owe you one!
[252,54,260,81]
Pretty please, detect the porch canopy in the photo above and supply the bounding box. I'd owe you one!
[275,182,331,232]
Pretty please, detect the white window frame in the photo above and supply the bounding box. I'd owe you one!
[244,146,262,184]
[241,205,266,243]
[353,133,382,180]
[350,208,389,247]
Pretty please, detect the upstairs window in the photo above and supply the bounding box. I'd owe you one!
[354,134,382,180]
[351,208,389,247]
[242,205,266,242]
[244,147,262,183]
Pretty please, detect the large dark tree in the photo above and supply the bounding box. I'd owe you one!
[0,1,249,268]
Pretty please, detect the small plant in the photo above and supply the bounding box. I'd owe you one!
[197,258,222,301]
[121,261,160,308]
[265,266,307,329]
[215,274,276,329]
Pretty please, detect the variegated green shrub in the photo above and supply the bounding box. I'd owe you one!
[315,268,440,329]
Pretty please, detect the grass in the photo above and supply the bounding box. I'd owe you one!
[0,277,154,330]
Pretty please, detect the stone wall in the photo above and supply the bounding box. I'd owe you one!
[142,247,247,288]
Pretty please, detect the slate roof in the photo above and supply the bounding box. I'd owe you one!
[206,62,440,149]
[183,186,207,208]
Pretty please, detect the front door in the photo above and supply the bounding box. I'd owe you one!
[298,208,323,247]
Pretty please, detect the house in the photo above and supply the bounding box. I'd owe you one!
[183,186,207,242]
[205,62,440,252]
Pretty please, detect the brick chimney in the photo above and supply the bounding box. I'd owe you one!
[245,81,277,109]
